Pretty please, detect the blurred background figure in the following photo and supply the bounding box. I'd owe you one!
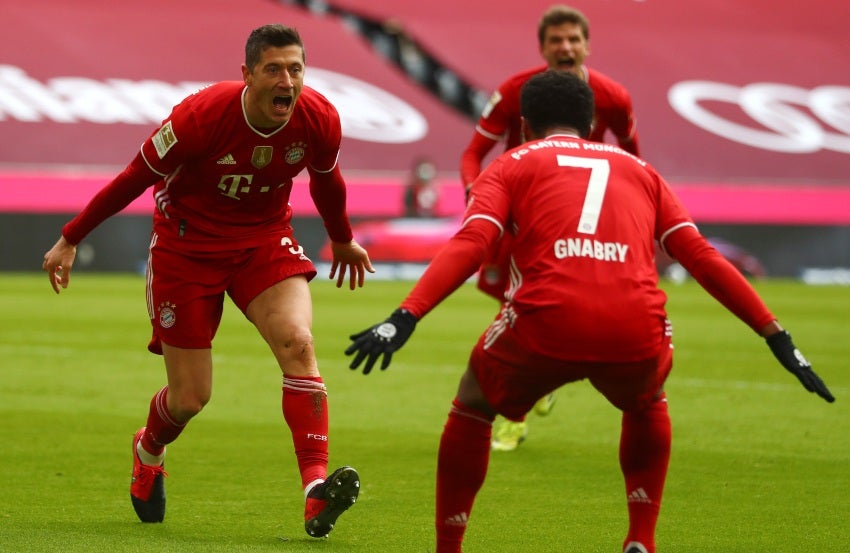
[404,157,440,218]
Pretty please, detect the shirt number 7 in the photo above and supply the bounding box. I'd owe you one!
[556,154,611,235]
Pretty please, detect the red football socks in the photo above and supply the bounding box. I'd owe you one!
[141,386,186,456]
[282,376,330,489]
[435,399,494,553]
[619,394,672,553]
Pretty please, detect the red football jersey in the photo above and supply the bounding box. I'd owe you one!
[464,135,686,361]
[476,65,639,155]
[139,81,342,250]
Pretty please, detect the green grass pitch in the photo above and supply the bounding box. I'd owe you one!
[1,273,848,552]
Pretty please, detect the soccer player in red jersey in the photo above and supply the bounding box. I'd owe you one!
[461,5,642,449]
[345,71,834,553]
[461,4,639,193]
[42,24,371,537]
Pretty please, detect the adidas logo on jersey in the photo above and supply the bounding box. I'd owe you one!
[216,153,236,165]
[627,487,652,504]
[444,512,469,527]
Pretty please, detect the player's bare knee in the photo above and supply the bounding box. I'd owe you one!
[275,325,315,359]
[171,391,210,421]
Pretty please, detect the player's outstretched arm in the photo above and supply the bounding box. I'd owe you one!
[345,309,418,374]
[665,226,835,403]
[762,323,835,403]
[460,131,498,200]
[42,235,77,294]
[343,217,497,374]
[328,240,375,290]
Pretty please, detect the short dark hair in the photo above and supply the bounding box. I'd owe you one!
[520,71,594,138]
[538,5,590,45]
[245,24,304,70]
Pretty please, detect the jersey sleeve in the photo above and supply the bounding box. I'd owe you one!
[465,156,512,232]
[139,97,206,177]
[459,81,515,188]
[652,170,695,239]
[402,159,510,317]
[652,172,775,332]
[460,131,498,188]
[308,164,353,243]
[476,85,512,141]
[589,69,640,156]
[608,88,639,156]
[663,225,775,332]
[401,218,500,318]
[305,96,351,241]
[308,99,343,173]
[461,69,536,187]
[62,152,159,245]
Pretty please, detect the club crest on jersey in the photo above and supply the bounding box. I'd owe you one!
[158,302,176,329]
[251,146,273,169]
[284,142,306,165]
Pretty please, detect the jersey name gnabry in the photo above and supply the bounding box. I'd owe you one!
[554,238,628,262]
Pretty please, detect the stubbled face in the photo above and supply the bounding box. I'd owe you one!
[242,44,305,128]
[539,22,589,76]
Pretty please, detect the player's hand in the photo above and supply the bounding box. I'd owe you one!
[329,240,375,290]
[766,330,835,403]
[345,308,417,374]
[42,236,77,294]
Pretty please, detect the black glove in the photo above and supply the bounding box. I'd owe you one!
[766,330,835,403]
[345,308,418,374]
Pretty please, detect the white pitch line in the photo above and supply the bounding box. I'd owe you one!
[672,376,845,395]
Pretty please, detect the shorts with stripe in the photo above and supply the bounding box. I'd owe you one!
[145,232,317,354]
[469,319,673,418]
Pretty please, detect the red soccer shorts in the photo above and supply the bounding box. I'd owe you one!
[468,323,673,418]
[145,232,317,354]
